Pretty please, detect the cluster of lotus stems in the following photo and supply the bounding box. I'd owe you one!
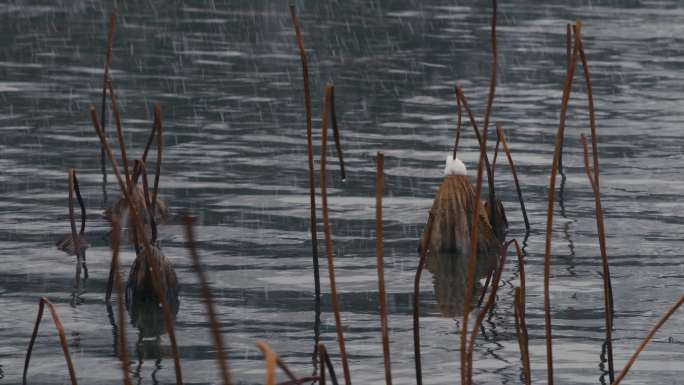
[20,2,684,385]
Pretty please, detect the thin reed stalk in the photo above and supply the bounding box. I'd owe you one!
[558,23,572,175]
[256,341,277,385]
[90,107,183,385]
[73,171,88,280]
[318,343,340,385]
[151,105,163,212]
[141,120,156,164]
[329,85,346,180]
[482,0,497,138]
[276,357,303,385]
[100,11,117,199]
[67,169,82,290]
[111,219,132,385]
[491,134,501,178]
[255,342,307,385]
[183,216,231,385]
[374,152,392,385]
[72,172,86,238]
[496,124,530,230]
[581,138,615,382]
[320,83,352,385]
[514,288,531,385]
[22,297,78,385]
[452,90,462,159]
[576,29,615,381]
[480,0,499,236]
[288,5,322,368]
[107,82,131,189]
[460,118,489,385]
[454,85,498,234]
[611,293,684,385]
[412,213,434,385]
[136,160,158,243]
[542,21,581,385]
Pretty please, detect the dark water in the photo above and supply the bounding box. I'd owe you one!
[2,0,684,384]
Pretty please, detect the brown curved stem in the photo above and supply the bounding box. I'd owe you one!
[256,341,277,385]
[576,27,615,380]
[152,105,163,212]
[136,160,158,243]
[452,90,462,159]
[23,297,78,385]
[329,85,346,180]
[491,134,501,179]
[454,85,497,235]
[580,134,615,381]
[184,216,231,385]
[496,124,530,231]
[542,21,581,385]
[460,114,489,385]
[100,11,116,194]
[67,169,81,290]
[107,81,131,190]
[320,83,352,385]
[289,5,322,370]
[413,213,434,385]
[514,288,531,385]
[318,343,340,385]
[558,23,572,175]
[110,219,132,385]
[375,152,392,385]
[611,293,684,385]
[90,107,183,385]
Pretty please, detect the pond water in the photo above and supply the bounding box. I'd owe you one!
[2,0,684,384]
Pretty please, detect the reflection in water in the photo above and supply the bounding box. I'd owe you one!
[106,302,120,357]
[134,336,163,385]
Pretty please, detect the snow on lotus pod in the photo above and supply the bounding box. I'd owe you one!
[418,157,500,317]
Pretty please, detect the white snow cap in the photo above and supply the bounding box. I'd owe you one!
[444,155,467,176]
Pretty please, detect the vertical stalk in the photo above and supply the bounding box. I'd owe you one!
[107,82,131,190]
[375,152,392,385]
[100,11,117,204]
[460,119,489,385]
[184,216,231,385]
[452,90,462,159]
[320,84,352,385]
[496,124,530,230]
[152,104,163,213]
[67,169,81,290]
[542,21,581,385]
[289,5,322,368]
[111,219,132,385]
[413,213,434,385]
[454,85,497,234]
[329,86,346,180]
[577,23,615,314]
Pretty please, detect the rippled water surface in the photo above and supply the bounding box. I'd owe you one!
[3,0,684,384]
